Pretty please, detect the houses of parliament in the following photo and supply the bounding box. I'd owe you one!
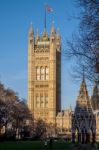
[28,23,99,139]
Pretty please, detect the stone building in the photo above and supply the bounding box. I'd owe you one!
[56,107,72,137]
[27,23,72,137]
[28,23,61,124]
[27,23,99,140]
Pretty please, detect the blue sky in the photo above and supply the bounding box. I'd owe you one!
[0,0,87,109]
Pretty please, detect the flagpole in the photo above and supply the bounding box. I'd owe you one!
[44,4,53,30]
[44,5,46,30]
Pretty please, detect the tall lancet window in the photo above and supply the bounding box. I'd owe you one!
[45,66,49,80]
[40,94,43,108]
[45,94,48,108]
[40,67,45,80]
[36,94,39,108]
[36,67,40,80]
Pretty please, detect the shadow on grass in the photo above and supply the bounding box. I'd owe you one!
[0,141,99,150]
[0,140,71,150]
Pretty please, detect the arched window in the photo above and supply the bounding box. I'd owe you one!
[45,66,49,80]
[40,67,45,80]
[40,94,43,108]
[36,67,40,80]
[36,94,39,108]
[45,94,48,108]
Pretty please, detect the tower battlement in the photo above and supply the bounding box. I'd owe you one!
[28,25,61,53]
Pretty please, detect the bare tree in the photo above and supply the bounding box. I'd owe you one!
[34,119,46,139]
[65,0,99,83]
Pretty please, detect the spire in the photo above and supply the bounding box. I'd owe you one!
[91,80,99,110]
[36,28,40,41]
[57,28,60,36]
[42,28,49,41]
[69,105,72,111]
[77,72,89,102]
[43,28,48,36]
[75,76,93,115]
[92,80,99,98]
[77,66,89,99]
[29,22,34,36]
[56,28,61,39]
[79,78,89,99]
[51,20,56,35]
[36,28,39,36]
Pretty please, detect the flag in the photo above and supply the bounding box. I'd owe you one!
[45,5,53,12]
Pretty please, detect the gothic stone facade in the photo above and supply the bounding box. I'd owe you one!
[56,108,72,137]
[28,25,61,124]
[27,24,99,139]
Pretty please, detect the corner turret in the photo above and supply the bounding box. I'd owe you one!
[78,78,89,100]
[36,28,40,42]
[91,80,99,110]
[51,21,56,36]
[29,23,34,38]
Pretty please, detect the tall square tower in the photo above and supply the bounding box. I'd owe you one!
[28,24,61,124]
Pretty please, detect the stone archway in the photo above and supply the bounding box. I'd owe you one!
[78,131,81,143]
[85,130,90,143]
[81,130,86,143]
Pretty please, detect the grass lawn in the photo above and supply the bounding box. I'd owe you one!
[0,140,71,150]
